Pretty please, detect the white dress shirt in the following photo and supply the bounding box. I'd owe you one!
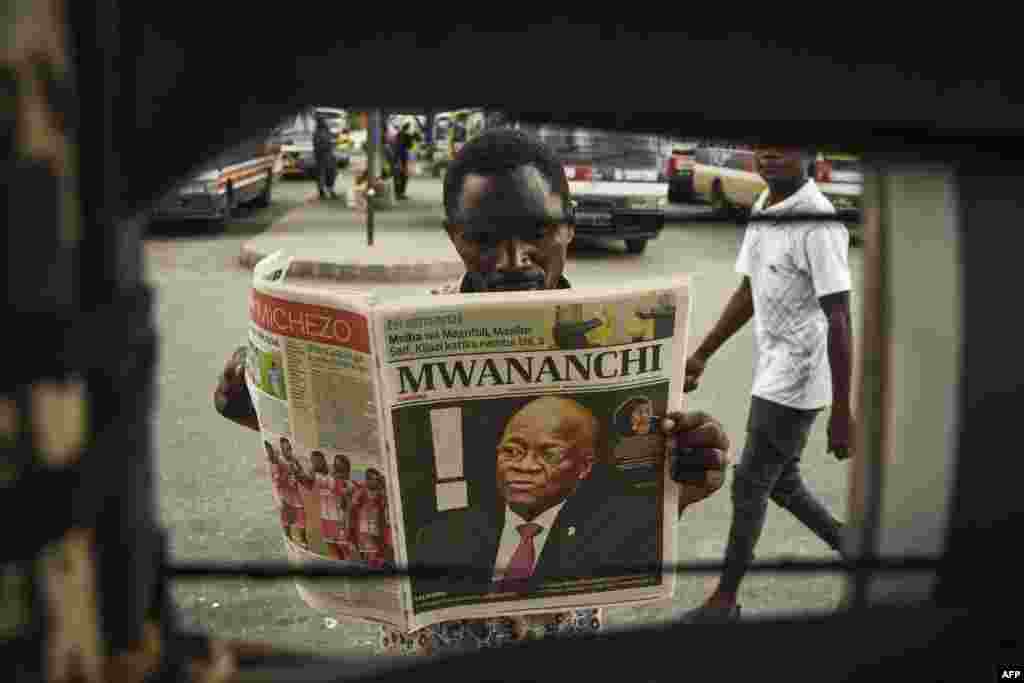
[492,501,567,582]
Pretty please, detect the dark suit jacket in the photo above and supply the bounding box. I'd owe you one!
[411,467,660,597]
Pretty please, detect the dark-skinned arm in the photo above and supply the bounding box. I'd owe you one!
[214,346,261,432]
[820,291,854,459]
[685,278,754,392]
[694,277,753,361]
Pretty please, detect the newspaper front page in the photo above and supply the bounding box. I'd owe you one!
[373,279,690,631]
[245,253,690,632]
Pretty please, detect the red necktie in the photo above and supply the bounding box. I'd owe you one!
[497,523,542,593]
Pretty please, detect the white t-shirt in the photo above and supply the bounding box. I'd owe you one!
[736,179,851,410]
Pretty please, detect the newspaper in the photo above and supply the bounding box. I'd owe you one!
[245,251,692,632]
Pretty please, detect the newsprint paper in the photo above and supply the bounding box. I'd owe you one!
[244,251,692,632]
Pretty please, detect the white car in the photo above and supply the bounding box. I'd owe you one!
[515,122,668,254]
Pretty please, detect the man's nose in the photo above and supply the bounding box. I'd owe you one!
[493,239,533,271]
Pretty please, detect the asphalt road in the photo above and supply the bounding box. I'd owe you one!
[143,172,862,657]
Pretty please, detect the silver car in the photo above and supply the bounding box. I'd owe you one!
[515,122,668,254]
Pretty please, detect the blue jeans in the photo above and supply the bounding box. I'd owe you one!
[719,396,845,594]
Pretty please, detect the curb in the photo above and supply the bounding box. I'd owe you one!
[239,179,463,284]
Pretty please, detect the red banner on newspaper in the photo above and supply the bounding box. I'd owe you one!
[250,289,370,353]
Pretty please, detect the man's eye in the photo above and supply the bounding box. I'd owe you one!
[541,448,566,464]
[499,445,524,460]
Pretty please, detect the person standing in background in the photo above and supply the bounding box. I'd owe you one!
[313,114,338,200]
[393,122,421,200]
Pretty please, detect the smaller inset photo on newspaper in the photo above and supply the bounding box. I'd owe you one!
[610,394,670,487]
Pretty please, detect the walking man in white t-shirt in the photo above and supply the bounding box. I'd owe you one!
[681,144,855,623]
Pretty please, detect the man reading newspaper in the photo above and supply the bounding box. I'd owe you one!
[215,128,731,656]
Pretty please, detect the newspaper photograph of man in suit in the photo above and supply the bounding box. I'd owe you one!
[397,387,669,612]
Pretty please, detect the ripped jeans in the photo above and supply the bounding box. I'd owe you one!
[719,396,845,595]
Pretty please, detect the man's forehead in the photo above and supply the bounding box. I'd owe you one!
[457,164,565,225]
[507,402,586,432]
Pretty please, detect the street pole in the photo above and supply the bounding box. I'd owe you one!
[366,109,382,246]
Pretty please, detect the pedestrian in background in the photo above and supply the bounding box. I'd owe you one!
[680,143,855,623]
[393,122,420,200]
[313,114,338,199]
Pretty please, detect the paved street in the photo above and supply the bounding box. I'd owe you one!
[144,169,862,657]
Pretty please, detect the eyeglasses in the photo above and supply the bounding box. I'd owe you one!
[460,222,556,248]
[497,441,570,467]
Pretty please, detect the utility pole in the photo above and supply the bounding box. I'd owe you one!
[366,109,381,246]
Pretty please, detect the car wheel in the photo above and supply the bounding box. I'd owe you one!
[669,178,695,204]
[626,239,648,254]
[253,172,273,208]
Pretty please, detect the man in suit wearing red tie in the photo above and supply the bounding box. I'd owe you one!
[412,395,668,596]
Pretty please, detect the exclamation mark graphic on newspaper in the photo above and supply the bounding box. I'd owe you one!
[430,407,468,511]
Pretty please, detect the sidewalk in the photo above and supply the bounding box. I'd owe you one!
[240,170,708,283]
[239,173,465,283]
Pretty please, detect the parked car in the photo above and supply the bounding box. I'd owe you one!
[149,136,280,227]
[691,143,863,242]
[813,152,863,211]
[691,144,763,210]
[514,122,668,254]
[666,142,698,204]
